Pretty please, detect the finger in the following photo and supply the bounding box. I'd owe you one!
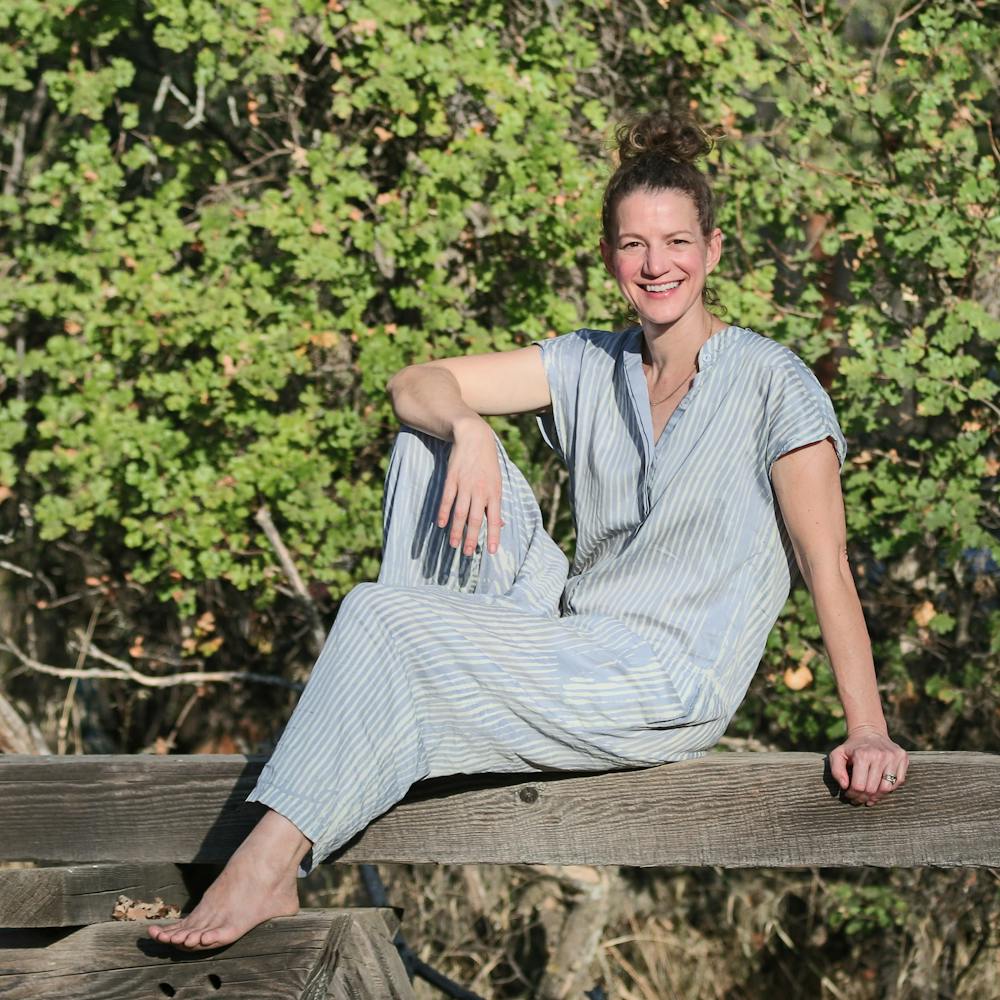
[893,752,909,787]
[437,476,458,529]
[828,748,850,789]
[486,494,503,555]
[849,756,871,797]
[867,761,900,803]
[449,492,472,548]
[464,500,486,556]
[876,755,906,797]
[865,756,890,797]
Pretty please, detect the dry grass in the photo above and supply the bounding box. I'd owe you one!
[301,864,1000,999]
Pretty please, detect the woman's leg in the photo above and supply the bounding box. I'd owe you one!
[150,425,568,949]
[244,426,569,864]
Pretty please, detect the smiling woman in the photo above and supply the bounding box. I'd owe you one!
[147,108,910,954]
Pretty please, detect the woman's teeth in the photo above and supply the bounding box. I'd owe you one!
[644,281,680,292]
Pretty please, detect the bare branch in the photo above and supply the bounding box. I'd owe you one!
[0,560,33,579]
[255,505,328,656]
[0,632,303,691]
[873,0,931,83]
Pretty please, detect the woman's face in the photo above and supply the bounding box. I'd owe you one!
[600,187,722,333]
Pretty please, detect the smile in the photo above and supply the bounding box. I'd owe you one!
[640,281,681,292]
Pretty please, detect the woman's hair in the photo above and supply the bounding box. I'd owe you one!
[601,109,724,308]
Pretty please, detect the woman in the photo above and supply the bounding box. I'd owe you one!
[149,110,909,951]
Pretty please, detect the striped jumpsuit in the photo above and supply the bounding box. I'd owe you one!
[245,324,848,873]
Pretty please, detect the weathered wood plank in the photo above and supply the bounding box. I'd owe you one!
[324,908,416,1000]
[0,907,411,1000]
[0,864,187,928]
[0,752,997,867]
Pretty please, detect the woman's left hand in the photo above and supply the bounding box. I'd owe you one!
[828,727,909,806]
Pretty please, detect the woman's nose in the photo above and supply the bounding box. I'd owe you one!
[642,246,669,277]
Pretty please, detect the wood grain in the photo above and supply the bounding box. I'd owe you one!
[0,751,996,867]
[0,908,410,1000]
[0,863,186,927]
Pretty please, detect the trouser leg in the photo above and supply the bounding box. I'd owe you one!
[246,425,569,872]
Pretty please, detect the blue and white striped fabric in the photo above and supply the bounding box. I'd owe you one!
[246,323,847,873]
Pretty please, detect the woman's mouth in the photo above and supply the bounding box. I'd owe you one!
[639,280,681,295]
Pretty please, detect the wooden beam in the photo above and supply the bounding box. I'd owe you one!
[0,751,997,868]
[0,864,187,927]
[0,908,413,1000]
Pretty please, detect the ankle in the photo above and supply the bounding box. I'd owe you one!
[231,815,310,876]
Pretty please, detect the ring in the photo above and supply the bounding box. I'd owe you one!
[882,772,897,784]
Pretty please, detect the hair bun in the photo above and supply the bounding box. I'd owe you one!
[613,109,719,166]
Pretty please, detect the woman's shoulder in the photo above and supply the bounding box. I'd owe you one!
[724,325,821,378]
[533,325,634,366]
[536,325,631,347]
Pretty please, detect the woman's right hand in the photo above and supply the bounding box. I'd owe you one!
[437,414,505,557]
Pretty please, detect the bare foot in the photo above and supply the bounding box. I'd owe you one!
[147,809,312,951]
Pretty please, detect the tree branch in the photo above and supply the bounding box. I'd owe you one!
[0,632,303,691]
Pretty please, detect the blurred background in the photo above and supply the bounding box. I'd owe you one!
[0,0,997,996]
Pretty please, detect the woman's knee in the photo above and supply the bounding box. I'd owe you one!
[388,425,451,468]
[338,580,389,619]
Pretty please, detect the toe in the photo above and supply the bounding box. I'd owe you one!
[198,926,230,949]
[150,923,175,943]
[174,927,201,950]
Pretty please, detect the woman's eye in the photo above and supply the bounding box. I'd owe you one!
[620,241,641,250]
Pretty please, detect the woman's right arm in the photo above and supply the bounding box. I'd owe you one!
[385,345,550,558]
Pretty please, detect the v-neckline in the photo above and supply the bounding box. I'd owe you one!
[625,325,731,454]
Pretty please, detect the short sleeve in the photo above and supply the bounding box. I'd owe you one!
[531,329,588,463]
[765,352,848,478]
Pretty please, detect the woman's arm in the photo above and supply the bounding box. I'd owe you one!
[385,346,551,558]
[386,345,551,437]
[770,438,910,805]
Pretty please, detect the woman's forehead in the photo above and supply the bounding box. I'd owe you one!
[615,187,700,232]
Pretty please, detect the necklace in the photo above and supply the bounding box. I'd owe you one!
[647,364,697,406]
[643,317,714,406]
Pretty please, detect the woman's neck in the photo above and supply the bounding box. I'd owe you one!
[640,309,722,374]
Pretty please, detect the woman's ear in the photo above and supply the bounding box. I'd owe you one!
[599,238,615,276]
[705,228,723,275]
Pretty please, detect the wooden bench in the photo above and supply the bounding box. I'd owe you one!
[1,751,998,998]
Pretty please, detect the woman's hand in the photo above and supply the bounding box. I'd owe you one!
[828,726,909,806]
[437,414,505,557]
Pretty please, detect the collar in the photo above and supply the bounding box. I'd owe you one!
[625,323,739,372]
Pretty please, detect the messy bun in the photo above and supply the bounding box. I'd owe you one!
[601,108,723,308]
[612,110,716,168]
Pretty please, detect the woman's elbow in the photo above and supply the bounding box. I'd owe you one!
[385,365,414,401]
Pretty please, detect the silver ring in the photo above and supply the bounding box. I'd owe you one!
[882,772,897,784]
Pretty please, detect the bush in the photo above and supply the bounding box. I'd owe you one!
[1,3,998,993]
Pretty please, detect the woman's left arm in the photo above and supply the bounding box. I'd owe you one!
[770,438,910,806]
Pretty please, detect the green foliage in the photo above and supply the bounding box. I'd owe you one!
[825,882,911,937]
[1,5,998,994]
[0,0,997,758]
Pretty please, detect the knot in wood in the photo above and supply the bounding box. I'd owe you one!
[518,786,539,804]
